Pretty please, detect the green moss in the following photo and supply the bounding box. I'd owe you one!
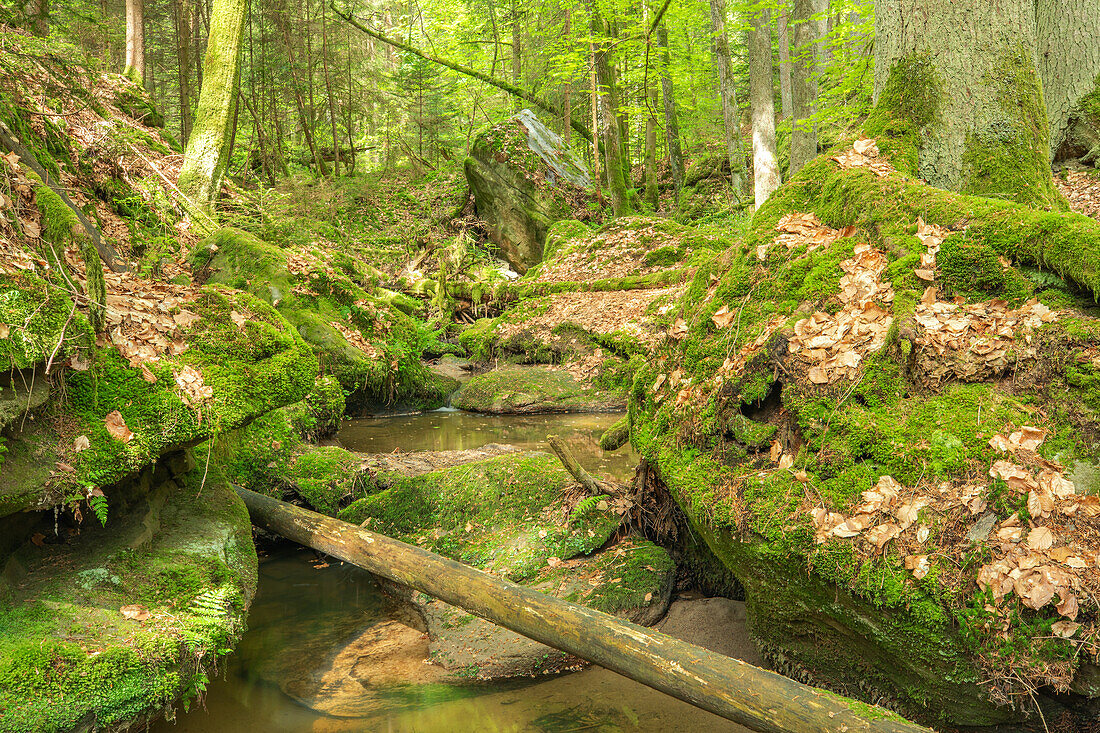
[864,54,942,176]
[453,366,624,414]
[937,234,1034,303]
[599,415,630,451]
[960,48,1062,209]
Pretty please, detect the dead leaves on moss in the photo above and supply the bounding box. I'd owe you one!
[759,212,854,261]
[912,295,1057,385]
[830,137,894,177]
[330,319,381,359]
[787,243,894,384]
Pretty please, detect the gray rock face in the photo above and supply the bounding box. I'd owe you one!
[464,110,591,274]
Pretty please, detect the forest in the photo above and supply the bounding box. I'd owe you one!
[0,0,1099,730]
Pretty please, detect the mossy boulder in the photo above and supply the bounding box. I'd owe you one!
[338,451,674,680]
[464,110,593,274]
[192,227,453,412]
[628,136,1100,726]
[0,470,257,732]
[0,270,317,517]
[453,365,626,414]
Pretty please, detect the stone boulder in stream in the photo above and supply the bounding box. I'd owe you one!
[465,110,594,274]
[338,451,676,681]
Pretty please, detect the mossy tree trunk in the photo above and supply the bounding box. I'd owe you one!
[872,0,1060,208]
[178,0,248,218]
[24,0,49,36]
[777,4,793,119]
[748,2,781,207]
[591,0,631,216]
[1035,0,1100,160]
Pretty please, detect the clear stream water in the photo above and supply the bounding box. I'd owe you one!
[153,411,749,733]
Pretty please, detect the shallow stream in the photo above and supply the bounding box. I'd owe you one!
[153,411,751,733]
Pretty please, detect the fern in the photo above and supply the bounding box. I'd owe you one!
[88,494,108,526]
[569,494,611,526]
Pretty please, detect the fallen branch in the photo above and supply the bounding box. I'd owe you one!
[332,4,593,143]
[235,486,935,733]
[549,435,605,495]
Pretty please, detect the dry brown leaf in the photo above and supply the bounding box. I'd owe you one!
[73,434,90,452]
[711,305,735,329]
[120,604,150,621]
[104,410,134,443]
[1051,620,1080,638]
[1027,526,1054,551]
[230,310,247,329]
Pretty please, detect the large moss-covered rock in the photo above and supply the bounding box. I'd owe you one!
[0,263,317,518]
[453,365,625,414]
[630,137,1100,727]
[192,228,454,411]
[464,110,593,274]
[0,470,257,733]
[339,451,674,680]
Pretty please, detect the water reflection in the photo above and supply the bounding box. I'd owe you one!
[153,546,750,733]
[337,410,638,483]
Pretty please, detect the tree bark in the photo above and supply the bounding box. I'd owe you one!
[236,487,935,733]
[591,2,630,216]
[511,0,523,112]
[788,0,817,176]
[174,0,194,144]
[707,0,747,199]
[321,0,341,176]
[177,0,248,218]
[1034,0,1100,159]
[25,0,49,36]
[873,0,1059,207]
[748,3,781,207]
[777,4,793,119]
[562,7,572,146]
[656,21,684,197]
[124,0,145,82]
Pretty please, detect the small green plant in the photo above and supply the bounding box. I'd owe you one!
[87,487,108,526]
[569,494,611,526]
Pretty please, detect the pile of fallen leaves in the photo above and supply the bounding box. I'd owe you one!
[532,222,689,284]
[329,318,381,360]
[787,242,894,384]
[1056,169,1100,221]
[830,138,895,177]
[756,212,854,261]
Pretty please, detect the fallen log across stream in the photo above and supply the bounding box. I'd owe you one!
[235,486,935,733]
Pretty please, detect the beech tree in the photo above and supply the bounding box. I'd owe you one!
[873,0,1100,206]
[748,2,780,207]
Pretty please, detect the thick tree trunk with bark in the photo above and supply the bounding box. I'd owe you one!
[124,0,145,82]
[1035,0,1100,160]
[174,0,194,144]
[788,0,818,176]
[707,0,747,200]
[749,4,781,207]
[657,21,685,196]
[178,0,248,218]
[873,0,1059,207]
[25,0,49,36]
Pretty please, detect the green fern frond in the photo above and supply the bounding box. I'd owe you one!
[569,494,610,526]
[88,494,108,526]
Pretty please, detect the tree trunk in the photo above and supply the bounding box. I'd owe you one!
[25,0,49,36]
[562,7,572,146]
[511,0,523,112]
[174,0,194,144]
[788,0,817,176]
[1034,0,1100,160]
[707,0,747,199]
[872,0,1059,207]
[278,6,328,176]
[321,0,341,177]
[592,3,630,216]
[777,4,793,119]
[748,3,781,207]
[645,91,659,208]
[236,487,935,733]
[177,0,248,218]
[657,21,684,197]
[124,0,145,82]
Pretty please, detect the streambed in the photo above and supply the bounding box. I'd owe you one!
[154,411,755,733]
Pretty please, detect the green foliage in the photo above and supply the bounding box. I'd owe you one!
[88,493,108,526]
[568,494,611,525]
